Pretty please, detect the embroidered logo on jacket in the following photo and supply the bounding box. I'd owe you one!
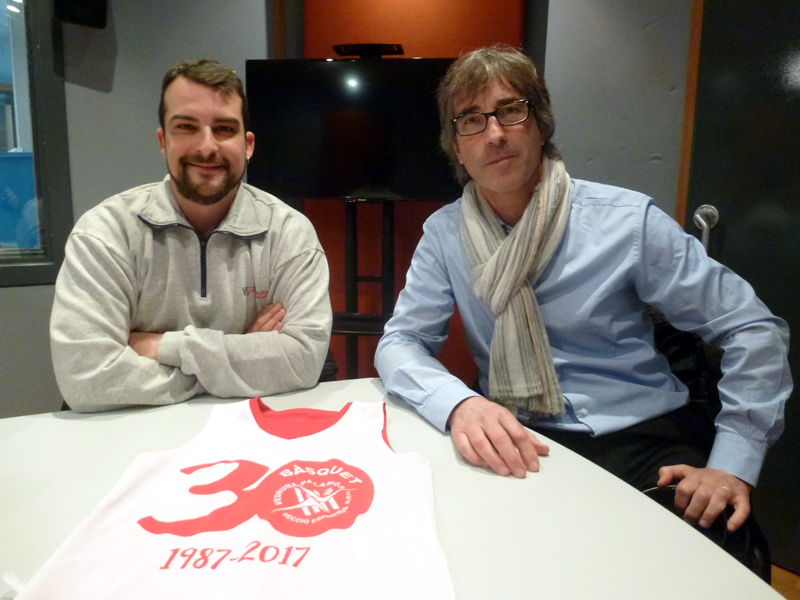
[242,286,269,298]
[138,459,373,538]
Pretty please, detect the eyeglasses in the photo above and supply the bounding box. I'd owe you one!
[451,100,532,136]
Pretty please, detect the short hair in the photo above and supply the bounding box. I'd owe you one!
[437,45,560,186]
[158,59,249,131]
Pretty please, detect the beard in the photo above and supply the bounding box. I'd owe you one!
[168,154,243,206]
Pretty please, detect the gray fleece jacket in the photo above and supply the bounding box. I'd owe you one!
[50,177,332,412]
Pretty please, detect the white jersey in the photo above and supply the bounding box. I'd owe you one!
[18,400,455,599]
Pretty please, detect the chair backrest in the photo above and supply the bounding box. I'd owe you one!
[647,309,771,584]
[648,306,723,416]
[318,348,339,383]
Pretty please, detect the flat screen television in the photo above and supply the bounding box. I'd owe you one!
[245,58,461,201]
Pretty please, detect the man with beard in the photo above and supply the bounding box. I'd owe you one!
[375,46,791,532]
[50,60,332,412]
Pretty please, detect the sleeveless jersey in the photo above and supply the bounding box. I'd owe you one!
[18,400,455,599]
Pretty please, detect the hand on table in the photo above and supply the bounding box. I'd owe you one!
[247,303,286,334]
[128,331,164,360]
[657,464,752,532]
[447,396,549,478]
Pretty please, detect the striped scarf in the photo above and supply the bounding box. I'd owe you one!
[460,157,572,415]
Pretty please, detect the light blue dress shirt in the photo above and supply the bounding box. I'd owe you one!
[375,179,791,484]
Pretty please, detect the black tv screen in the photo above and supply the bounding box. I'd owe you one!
[245,58,461,201]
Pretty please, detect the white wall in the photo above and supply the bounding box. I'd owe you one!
[544,0,692,216]
[0,0,267,418]
[63,0,268,219]
[0,286,59,416]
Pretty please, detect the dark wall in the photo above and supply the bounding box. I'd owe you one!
[686,0,800,572]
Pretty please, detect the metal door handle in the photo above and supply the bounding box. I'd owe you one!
[693,204,719,250]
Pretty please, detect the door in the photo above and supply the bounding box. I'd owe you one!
[686,0,800,572]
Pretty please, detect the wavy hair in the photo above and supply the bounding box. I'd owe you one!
[437,45,560,185]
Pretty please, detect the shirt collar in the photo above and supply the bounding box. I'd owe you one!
[138,176,271,238]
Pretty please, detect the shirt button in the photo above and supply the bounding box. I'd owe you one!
[578,408,589,417]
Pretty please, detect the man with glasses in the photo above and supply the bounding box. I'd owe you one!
[51,59,332,412]
[375,46,790,533]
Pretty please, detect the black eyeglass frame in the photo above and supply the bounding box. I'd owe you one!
[451,99,533,136]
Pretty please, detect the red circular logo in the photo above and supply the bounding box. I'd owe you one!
[258,459,374,537]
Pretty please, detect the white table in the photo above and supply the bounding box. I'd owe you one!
[0,378,781,599]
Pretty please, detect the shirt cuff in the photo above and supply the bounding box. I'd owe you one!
[706,430,768,486]
[157,330,184,367]
[419,379,479,433]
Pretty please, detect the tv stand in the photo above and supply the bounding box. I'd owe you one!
[331,198,396,379]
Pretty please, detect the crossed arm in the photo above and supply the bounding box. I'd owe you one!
[129,303,288,359]
[52,228,331,412]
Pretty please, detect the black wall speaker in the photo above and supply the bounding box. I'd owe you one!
[55,0,108,29]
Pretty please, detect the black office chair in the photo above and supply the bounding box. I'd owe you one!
[317,348,339,383]
[643,484,772,583]
[649,308,772,583]
[649,307,723,418]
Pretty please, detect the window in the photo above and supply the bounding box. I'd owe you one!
[0,0,73,287]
